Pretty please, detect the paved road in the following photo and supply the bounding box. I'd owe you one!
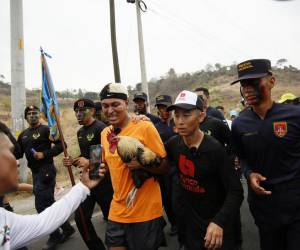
[25,181,260,250]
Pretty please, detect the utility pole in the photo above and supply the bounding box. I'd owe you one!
[109,0,121,83]
[128,0,150,111]
[10,0,27,182]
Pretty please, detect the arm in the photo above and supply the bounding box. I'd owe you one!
[127,158,170,174]
[8,182,89,249]
[211,147,244,228]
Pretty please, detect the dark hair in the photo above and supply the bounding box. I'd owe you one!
[0,122,10,135]
[215,106,224,111]
[194,87,209,97]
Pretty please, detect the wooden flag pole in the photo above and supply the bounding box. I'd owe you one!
[41,51,89,241]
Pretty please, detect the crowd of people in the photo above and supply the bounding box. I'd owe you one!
[1,58,300,250]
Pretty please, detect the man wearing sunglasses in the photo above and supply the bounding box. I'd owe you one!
[231,59,300,250]
[17,106,75,250]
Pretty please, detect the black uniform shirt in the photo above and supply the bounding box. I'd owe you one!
[146,113,160,124]
[206,106,226,121]
[231,103,300,184]
[77,120,106,159]
[165,134,243,228]
[17,124,63,171]
[154,119,176,144]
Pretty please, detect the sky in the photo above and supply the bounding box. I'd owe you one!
[0,0,299,92]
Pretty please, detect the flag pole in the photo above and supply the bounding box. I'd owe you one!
[40,50,89,241]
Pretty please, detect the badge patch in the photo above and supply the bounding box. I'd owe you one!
[32,132,40,139]
[273,122,287,138]
[87,133,94,141]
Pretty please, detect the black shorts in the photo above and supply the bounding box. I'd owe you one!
[105,217,166,250]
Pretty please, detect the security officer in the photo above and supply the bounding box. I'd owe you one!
[154,95,178,236]
[63,99,113,250]
[17,105,75,250]
[133,92,160,124]
[231,59,300,250]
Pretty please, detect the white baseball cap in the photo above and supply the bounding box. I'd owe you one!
[167,90,204,111]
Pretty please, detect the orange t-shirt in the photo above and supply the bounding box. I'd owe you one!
[101,120,166,223]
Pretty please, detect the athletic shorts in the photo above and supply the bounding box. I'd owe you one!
[105,217,166,250]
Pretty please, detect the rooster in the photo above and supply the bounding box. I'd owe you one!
[107,129,161,207]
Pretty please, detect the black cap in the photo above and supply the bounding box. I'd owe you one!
[155,95,172,107]
[94,102,102,111]
[73,98,95,111]
[24,105,39,117]
[167,90,204,111]
[133,92,148,102]
[230,59,272,85]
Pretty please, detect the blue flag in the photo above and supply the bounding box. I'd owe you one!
[40,48,60,141]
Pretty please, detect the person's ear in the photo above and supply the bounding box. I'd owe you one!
[198,110,205,123]
[269,76,276,90]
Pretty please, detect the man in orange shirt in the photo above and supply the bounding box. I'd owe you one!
[100,83,168,250]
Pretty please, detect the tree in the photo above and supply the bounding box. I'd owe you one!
[78,88,84,98]
[276,58,288,68]
[84,91,98,100]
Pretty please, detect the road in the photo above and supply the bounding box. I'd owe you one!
[25,181,260,249]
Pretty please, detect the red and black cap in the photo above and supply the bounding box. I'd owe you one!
[24,105,39,117]
[155,95,172,107]
[73,98,95,111]
[133,92,148,102]
[230,59,272,85]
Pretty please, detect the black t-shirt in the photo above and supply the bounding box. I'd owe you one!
[17,124,63,171]
[165,134,243,228]
[77,120,106,159]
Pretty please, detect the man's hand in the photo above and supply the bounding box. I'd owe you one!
[130,114,150,123]
[249,172,272,195]
[73,157,90,169]
[204,222,223,250]
[127,158,142,171]
[80,164,106,189]
[33,152,44,160]
[62,156,73,167]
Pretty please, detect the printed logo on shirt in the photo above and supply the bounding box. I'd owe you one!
[178,154,206,193]
[205,130,212,136]
[179,154,195,177]
[32,132,40,140]
[87,133,94,141]
[273,121,287,138]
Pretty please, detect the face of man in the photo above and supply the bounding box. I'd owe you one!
[241,75,275,106]
[195,91,208,110]
[0,134,18,194]
[174,108,204,137]
[101,98,129,127]
[157,105,171,122]
[134,99,147,114]
[26,110,40,126]
[75,108,95,125]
